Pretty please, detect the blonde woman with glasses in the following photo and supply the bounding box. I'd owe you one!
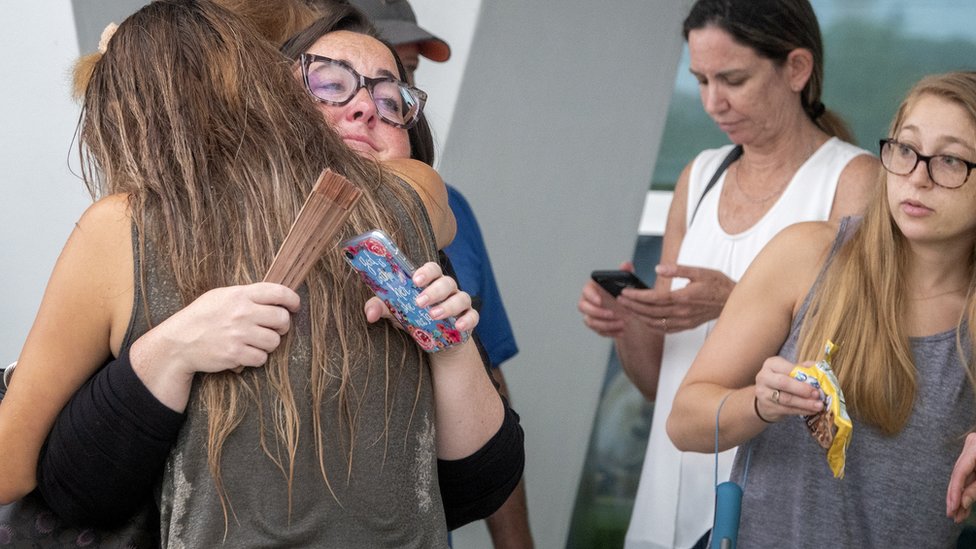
[668,71,976,548]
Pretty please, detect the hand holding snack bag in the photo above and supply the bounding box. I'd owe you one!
[789,340,852,478]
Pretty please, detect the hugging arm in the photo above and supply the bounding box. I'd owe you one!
[437,333,524,530]
[384,158,456,249]
[34,256,519,528]
[365,256,521,527]
[0,196,133,503]
[29,328,522,529]
[31,280,300,525]
[35,352,183,525]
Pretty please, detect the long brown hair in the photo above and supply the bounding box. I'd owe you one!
[76,0,434,522]
[795,72,976,434]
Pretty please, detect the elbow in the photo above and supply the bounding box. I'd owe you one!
[665,411,694,453]
[0,478,35,504]
[0,455,38,503]
[665,390,705,453]
[636,382,657,402]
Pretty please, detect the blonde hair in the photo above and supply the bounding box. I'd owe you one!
[75,0,433,523]
[795,71,976,434]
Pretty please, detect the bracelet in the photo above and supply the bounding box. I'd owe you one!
[753,395,774,424]
[2,361,16,389]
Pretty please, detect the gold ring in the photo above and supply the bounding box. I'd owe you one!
[771,389,781,404]
[660,317,669,330]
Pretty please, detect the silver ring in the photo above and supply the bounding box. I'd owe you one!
[771,389,781,404]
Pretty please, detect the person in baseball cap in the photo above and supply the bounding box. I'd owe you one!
[349,0,450,82]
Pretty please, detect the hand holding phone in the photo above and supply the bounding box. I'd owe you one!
[590,269,648,298]
[342,229,468,352]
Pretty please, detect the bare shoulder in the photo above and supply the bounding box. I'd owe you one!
[76,193,132,236]
[382,158,455,248]
[656,160,694,272]
[745,220,838,295]
[831,153,881,220]
[62,193,135,352]
[383,158,441,188]
[767,220,838,264]
[669,160,694,224]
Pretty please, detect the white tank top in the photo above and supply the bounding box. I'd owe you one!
[624,137,869,549]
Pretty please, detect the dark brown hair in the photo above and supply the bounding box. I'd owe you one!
[683,0,853,143]
[280,4,436,165]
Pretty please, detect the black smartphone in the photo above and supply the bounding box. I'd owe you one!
[590,270,648,297]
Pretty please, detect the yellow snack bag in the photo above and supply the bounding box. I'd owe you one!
[788,340,852,478]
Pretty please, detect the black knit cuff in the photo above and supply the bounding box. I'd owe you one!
[438,404,525,530]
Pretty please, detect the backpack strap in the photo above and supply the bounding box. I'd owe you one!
[689,145,743,226]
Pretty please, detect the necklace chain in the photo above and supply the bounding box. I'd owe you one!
[731,162,791,204]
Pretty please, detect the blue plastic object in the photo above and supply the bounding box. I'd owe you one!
[711,480,743,549]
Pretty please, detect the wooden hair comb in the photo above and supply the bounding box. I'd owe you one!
[264,169,362,290]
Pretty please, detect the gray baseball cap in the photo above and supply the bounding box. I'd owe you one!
[350,0,451,62]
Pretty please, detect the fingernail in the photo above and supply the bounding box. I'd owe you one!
[414,273,427,286]
[429,306,443,318]
[964,496,972,509]
[416,294,429,307]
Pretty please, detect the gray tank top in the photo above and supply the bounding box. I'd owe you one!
[122,181,449,548]
[730,217,974,548]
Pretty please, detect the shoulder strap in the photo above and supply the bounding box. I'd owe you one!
[689,145,743,226]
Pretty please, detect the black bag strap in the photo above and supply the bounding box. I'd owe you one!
[689,144,743,226]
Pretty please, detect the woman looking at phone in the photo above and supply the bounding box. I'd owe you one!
[577,0,877,547]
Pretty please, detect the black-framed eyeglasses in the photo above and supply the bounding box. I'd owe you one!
[879,139,976,189]
[299,53,427,129]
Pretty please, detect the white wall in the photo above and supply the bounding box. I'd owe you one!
[1,2,87,363]
[440,2,693,547]
[409,0,483,163]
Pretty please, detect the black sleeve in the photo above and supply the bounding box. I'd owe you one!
[35,349,184,527]
[437,401,525,531]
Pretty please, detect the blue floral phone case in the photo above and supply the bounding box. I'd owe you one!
[341,229,468,352]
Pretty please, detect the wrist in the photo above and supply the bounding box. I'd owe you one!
[129,332,195,412]
[428,337,480,369]
[753,395,775,424]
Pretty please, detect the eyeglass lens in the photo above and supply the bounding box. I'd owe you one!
[881,140,971,188]
[305,57,423,127]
